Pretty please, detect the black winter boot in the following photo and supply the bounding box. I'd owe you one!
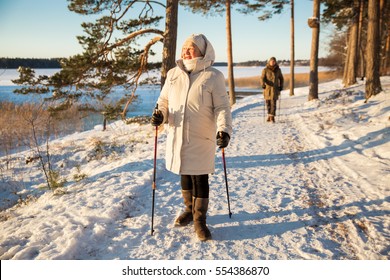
[174,190,193,226]
[193,197,211,241]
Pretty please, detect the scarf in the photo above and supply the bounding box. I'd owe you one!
[183,57,203,72]
[267,64,279,72]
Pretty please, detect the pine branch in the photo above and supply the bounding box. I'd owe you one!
[105,28,164,52]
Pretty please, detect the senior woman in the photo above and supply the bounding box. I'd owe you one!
[151,34,233,241]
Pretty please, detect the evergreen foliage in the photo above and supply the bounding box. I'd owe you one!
[12,0,167,128]
[322,0,389,91]
[180,0,288,20]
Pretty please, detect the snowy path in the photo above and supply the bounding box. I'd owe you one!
[130,92,388,260]
[0,79,389,260]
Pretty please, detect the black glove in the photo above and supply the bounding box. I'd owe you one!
[216,131,230,148]
[151,109,163,127]
[278,86,283,91]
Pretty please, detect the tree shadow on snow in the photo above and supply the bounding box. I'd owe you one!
[228,127,389,168]
[232,101,263,119]
[210,196,390,244]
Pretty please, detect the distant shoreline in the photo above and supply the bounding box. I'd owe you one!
[0,57,314,69]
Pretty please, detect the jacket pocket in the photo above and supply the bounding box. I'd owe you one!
[201,84,213,107]
[185,116,190,144]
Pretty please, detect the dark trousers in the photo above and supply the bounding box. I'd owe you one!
[266,99,277,116]
[181,174,209,198]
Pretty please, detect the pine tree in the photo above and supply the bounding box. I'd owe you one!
[290,0,295,96]
[343,0,361,87]
[13,0,177,130]
[161,0,178,88]
[226,0,236,106]
[308,0,320,101]
[365,0,382,100]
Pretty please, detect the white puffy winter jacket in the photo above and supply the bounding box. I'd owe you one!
[157,38,233,175]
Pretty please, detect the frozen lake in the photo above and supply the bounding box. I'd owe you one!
[0,66,332,130]
[0,66,333,86]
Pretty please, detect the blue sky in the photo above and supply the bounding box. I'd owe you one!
[0,0,331,62]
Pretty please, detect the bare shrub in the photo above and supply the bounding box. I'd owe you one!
[0,102,70,191]
[0,102,86,157]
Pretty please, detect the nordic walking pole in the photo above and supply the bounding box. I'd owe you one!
[278,91,282,121]
[220,134,232,218]
[151,104,159,236]
[262,89,266,123]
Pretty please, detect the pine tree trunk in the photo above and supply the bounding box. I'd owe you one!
[308,0,320,101]
[290,0,295,96]
[343,0,360,87]
[365,0,382,100]
[160,0,178,88]
[384,27,390,75]
[226,0,236,106]
[380,0,389,74]
[343,26,352,85]
[357,0,365,79]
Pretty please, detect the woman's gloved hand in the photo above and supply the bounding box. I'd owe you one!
[216,131,230,148]
[151,110,163,127]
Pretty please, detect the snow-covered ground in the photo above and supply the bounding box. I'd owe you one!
[0,77,389,261]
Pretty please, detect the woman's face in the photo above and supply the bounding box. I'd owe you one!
[181,42,202,60]
[269,59,276,66]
